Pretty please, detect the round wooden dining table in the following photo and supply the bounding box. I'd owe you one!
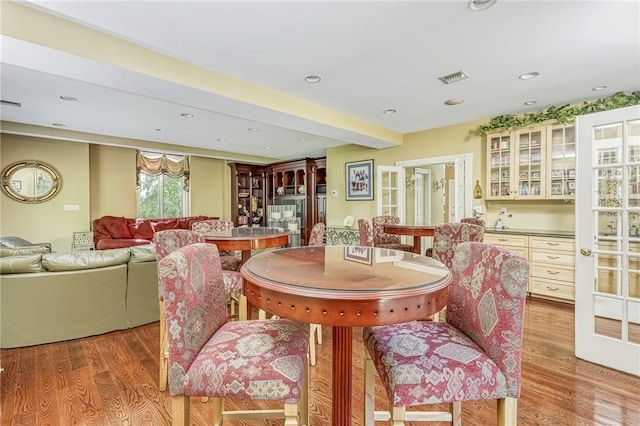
[202,226,290,265]
[383,224,435,254]
[240,246,451,426]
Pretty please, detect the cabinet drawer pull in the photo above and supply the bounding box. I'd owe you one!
[547,270,560,275]
[546,242,560,246]
[545,286,559,292]
[546,255,560,260]
[498,238,509,242]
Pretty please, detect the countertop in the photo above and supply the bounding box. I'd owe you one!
[485,227,574,238]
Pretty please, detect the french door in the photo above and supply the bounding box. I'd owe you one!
[575,105,640,376]
[376,165,405,219]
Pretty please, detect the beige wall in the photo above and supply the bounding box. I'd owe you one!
[2,135,234,252]
[1,134,90,251]
[326,119,575,232]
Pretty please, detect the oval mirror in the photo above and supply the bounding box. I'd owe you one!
[1,160,62,203]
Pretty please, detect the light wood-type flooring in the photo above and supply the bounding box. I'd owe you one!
[1,298,639,425]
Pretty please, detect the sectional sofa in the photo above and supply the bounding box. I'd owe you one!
[0,245,159,348]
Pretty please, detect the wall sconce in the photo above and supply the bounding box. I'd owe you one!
[405,174,417,188]
[434,178,445,190]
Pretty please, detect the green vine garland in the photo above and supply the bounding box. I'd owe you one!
[475,91,640,136]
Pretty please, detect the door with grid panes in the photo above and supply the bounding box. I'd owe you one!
[575,105,640,376]
[514,127,545,199]
[547,124,576,199]
[487,131,513,199]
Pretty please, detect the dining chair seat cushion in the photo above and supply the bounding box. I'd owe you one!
[364,320,507,407]
[175,319,309,403]
[220,255,240,271]
[221,270,243,296]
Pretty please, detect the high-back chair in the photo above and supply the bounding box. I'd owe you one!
[153,229,242,392]
[363,242,529,426]
[371,216,413,252]
[191,219,240,272]
[460,217,486,228]
[158,243,309,426]
[358,218,374,247]
[432,222,485,269]
[307,222,326,366]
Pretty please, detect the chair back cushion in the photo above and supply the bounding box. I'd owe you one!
[433,222,484,269]
[372,216,401,245]
[460,217,485,227]
[357,219,374,247]
[157,243,229,394]
[447,241,529,397]
[308,223,325,247]
[153,229,204,260]
[192,219,234,234]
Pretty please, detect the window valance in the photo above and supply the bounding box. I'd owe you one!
[136,151,190,191]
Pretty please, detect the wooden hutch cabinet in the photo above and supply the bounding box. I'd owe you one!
[229,158,326,244]
[228,163,268,227]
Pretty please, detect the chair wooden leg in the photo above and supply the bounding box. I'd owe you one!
[159,301,168,392]
[239,294,248,320]
[309,324,317,366]
[497,397,518,426]
[171,395,189,426]
[364,349,376,426]
[299,358,309,425]
[389,405,406,426]
[212,398,223,426]
[316,324,322,344]
[451,401,462,426]
[284,403,299,425]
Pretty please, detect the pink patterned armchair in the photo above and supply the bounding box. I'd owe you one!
[363,242,529,425]
[358,219,374,247]
[307,222,325,366]
[432,222,484,269]
[153,229,243,393]
[158,243,309,425]
[191,219,240,272]
[372,216,413,252]
[308,222,325,247]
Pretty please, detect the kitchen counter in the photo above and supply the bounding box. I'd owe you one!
[485,227,574,238]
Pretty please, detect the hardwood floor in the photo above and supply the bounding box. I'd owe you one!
[2,298,639,425]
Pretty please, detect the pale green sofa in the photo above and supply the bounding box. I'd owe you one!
[0,245,159,348]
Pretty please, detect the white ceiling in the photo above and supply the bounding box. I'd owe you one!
[1,0,639,162]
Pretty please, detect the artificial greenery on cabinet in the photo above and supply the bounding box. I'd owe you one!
[476,91,640,135]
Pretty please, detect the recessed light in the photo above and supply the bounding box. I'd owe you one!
[524,100,537,105]
[52,122,66,127]
[592,86,608,91]
[265,146,272,150]
[468,0,497,11]
[305,75,322,83]
[444,99,464,106]
[248,128,259,132]
[156,128,166,132]
[383,109,397,114]
[519,72,540,80]
[217,138,226,142]
[298,137,307,141]
[180,113,194,118]
[59,96,77,102]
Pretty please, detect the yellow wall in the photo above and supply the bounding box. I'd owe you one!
[1,134,90,251]
[2,135,234,252]
[326,119,575,232]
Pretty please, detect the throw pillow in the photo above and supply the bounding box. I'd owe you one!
[128,220,154,240]
[102,216,133,239]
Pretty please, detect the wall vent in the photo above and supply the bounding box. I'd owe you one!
[438,71,470,85]
[1,100,22,108]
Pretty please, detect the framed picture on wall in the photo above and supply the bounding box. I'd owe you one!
[345,159,374,200]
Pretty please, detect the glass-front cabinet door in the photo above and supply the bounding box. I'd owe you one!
[514,128,545,199]
[487,131,513,199]
[547,124,576,199]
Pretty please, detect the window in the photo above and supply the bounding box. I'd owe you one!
[136,151,190,218]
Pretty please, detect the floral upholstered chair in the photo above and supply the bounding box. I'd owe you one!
[363,242,529,426]
[191,219,240,272]
[307,222,326,366]
[371,216,413,252]
[460,217,486,228]
[358,218,374,247]
[432,222,484,269]
[153,229,243,393]
[158,243,309,426]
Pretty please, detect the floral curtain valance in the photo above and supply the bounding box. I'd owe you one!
[136,150,190,191]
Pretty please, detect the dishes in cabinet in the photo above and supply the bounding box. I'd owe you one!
[276,186,285,195]
[298,185,306,194]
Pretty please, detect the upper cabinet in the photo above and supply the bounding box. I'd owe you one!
[486,123,575,200]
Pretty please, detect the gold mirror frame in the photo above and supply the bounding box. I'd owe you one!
[1,160,62,203]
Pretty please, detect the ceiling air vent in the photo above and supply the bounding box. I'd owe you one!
[1,100,22,108]
[438,71,470,85]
